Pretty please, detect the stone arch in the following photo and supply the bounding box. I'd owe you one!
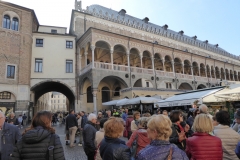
[114,87,121,96]
[200,63,206,77]
[86,86,93,103]
[211,66,215,78]
[96,75,128,91]
[129,48,141,67]
[30,80,75,110]
[174,57,182,73]
[133,78,153,88]
[154,53,163,70]
[215,67,220,79]
[164,55,172,72]
[230,70,233,80]
[225,69,229,80]
[113,44,127,65]
[95,40,111,64]
[142,50,152,69]
[178,83,193,90]
[192,62,199,76]
[2,11,21,30]
[101,86,110,103]
[184,60,191,75]
[197,84,207,90]
[206,65,210,78]
[221,68,225,79]
[80,76,92,94]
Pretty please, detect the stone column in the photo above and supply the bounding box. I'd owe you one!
[213,69,216,79]
[172,60,175,74]
[110,49,114,70]
[210,68,212,79]
[199,65,201,76]
[191,65,194,76]
[92,89,98,114]
[140,55,143,68]
[151,56,155,71]
[127,51,130,72]
[162,59,165,71]
[91,45,95,68]
[84,51,88,67]
[205,66,207,77]
[182,62,185,74]
[236,72,239,81]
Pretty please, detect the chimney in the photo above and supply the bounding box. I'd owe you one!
[75,0,82,11]
[204,40,208,44]
[162,24,168,30]
[215,44,219,48]
[179,30,184,35]
[142,17,149,23]
[192,35,197,40]
[118,9,126,16]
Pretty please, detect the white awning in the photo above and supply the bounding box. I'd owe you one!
[157,88,223,107]
[116,97,161,106]
[102,98,128,106]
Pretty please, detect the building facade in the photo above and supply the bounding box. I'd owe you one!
[70,2,240,113]
[50,92,67,112]
[0,1,38,116]
[30,25,76,113]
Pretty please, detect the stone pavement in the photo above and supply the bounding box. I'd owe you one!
[20,123,127,160]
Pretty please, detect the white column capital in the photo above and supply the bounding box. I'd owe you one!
[110,49,114,54]
[91,45,96,50]
[126,51,130,55]
[84,51,88,56]
[92,89,98,96]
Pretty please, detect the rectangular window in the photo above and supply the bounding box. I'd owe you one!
[66,60,73,73]
[36,39,43,47]
[146,82,149,87]
[66,41,73,49]
[35,59,43,72]
[166,83,172,89]
[51,29,57,33]
[58,100,60,103]
[7,65,15,79]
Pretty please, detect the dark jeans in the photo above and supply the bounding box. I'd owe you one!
[86,152,95,160]
[128,131,132,140]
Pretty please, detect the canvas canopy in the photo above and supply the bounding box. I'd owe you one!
[116,97,160,106]
[157,88,223,107]
[102,98,128,106]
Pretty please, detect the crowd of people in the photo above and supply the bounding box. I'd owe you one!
[2,104,240,160]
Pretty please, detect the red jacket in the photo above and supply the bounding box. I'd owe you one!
[126,116,134,131]
[186,132,223,160]
[127,129,151,155]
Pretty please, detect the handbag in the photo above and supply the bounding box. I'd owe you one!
[48,134,55,160]
[130,133,138,160]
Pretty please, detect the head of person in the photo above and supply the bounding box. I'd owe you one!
[125,109,128,113]
[88,113,97,124]
[212,116,219,127]
[162,110,168,116]
[235,110,240,124]
[194,108,200,117]
[10,112,15,118]
[0,112,6,128]
[80,111,85,116]
[70,110,75,115]
[113,109,116,112]
[143,113,151,117]
[138,117,149,129]
[147,115,172,141]
[100,118,108,129]
[193,113,213,133]
[199,104,208,114]
[104,117,124,138]
[215,110,230,126]
[98,112,102,118]
[133,111,140,120]
[169,110,183,123]
[26,111,55,134]
[157,110,161,115]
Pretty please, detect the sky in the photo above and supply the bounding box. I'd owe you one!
[4,0,240,56]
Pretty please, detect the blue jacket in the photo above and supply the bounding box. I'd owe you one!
[122,113,127,121]
[235,141,240,159]
[1,122,21,160]
[136,140,189,160]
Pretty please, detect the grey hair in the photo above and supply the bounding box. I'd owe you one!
[199,104,208,114]
[88,113,97,121]
[0,112,5,118]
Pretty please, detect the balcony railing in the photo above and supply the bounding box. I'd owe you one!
[79,62,225,83]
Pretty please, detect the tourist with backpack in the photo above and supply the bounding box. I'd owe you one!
[10,111,65,160]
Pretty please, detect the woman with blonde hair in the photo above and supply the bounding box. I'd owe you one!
[131,111,140,132]
[186,114,222,160]
[136,115,188,160]
[11,111,65,160]
[100,117,130,160]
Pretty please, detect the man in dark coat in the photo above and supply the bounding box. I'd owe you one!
[0,112,21,160]
[83,113,97,160]
[66,110,78,147]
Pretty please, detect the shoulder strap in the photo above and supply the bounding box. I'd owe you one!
[167,145,173,160]
[48,134,55,160]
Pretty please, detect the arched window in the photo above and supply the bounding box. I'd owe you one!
[11,17,19,31]
[114,87,121,96]
[0,91,11,99]
[3,15,10,29]
[87,86,93,103]
[102,87,110,103]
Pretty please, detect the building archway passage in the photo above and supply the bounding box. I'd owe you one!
[178,83,193,90]
[197,84,207,90]
[31,81,75,113]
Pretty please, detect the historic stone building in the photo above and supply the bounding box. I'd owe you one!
[0,1,38,115]
[70,1,240,113]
